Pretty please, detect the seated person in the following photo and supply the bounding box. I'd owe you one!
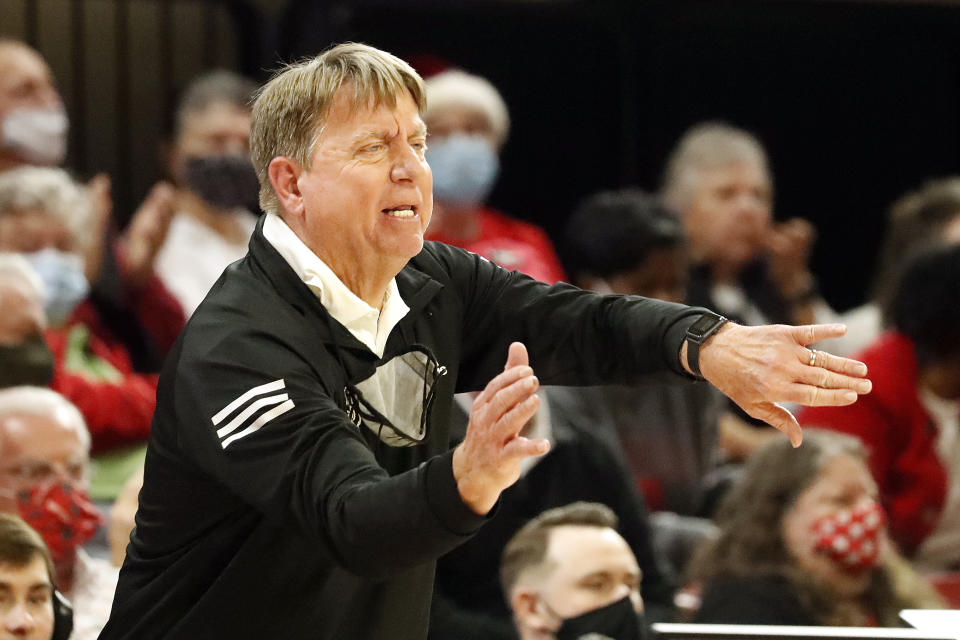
[0,254,52,388]
[155,70,261,316]
[661,122,832,328]
[0,513,71,640]
[824,177,960,356]
[0,167,167,457]
[501,502,647,640]
[561,188,726,516]
[429,390,673,640]
[800,244,960,567]
[0,386,117,640]
[422,69,566,283]
[688,430,941,626]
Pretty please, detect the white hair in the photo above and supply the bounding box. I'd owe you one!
[0,167,91,249]
[0,253,45,302]
[0,386,90,453]
[661,121,771,213]
[424,69,510,148]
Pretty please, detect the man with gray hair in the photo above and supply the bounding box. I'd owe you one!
[0,386,115,640]
[102,43,870,640]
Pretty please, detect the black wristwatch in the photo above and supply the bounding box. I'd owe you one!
[684,312,728,379]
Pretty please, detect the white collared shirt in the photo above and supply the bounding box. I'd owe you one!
[262,213,409,358]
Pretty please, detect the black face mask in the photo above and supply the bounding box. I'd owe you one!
[0,334,55,388]
[554,596,647,640]
[183,153,260,213]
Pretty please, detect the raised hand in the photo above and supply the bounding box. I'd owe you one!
[697,322,871,447]
[452,342,550,515]
[122,181,176,287]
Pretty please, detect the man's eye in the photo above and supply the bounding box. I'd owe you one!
[362,144,384,153]
[28,593,50,606]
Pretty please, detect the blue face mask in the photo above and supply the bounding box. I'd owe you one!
[426,134,500,207]
[23,248,89,327]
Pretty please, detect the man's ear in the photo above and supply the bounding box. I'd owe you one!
[510,587,554,634]
[268,156,305,218]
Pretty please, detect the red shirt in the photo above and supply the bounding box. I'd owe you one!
[427,207,567,284]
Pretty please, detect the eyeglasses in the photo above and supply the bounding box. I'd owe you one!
[343,344,447,447]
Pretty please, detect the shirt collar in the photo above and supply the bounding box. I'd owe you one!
[262,213,409,356]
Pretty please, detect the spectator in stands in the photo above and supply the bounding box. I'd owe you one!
[823,177,960,356]
[0,39,66,172]
[0,167,168,456]
[561,188,725,517]
[422,69,566,283]
[0,387,117,640]
[430,390,674,640]
[155,70,261,316]
[800,244,960,568]
[0,513,70,640]
[500,502,647,640]
[661,122,832,328]
[0,38,181,372]
[688,430,940,626]
[0,254,53,388]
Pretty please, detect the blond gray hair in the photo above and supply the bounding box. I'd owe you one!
[0,167,91,250]
[424,70,510,148]
[0,386,90,453]
[250,42,426,216]
[661,121,771,213]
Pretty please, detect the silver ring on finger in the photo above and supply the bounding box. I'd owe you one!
[808,348,819,367]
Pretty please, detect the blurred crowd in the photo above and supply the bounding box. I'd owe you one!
[1,36,959,639]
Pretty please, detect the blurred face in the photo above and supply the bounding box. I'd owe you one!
[515,525,642,638]
[0,557,54,640]
[291,87,432,275]
[0,277,45,345]
[0,44,61,120]
[597,247,689,303]
[424,104,497,148]
[682,161,772,272]
[0,209,73,254]
[170,101,252,182]
[0,411,88,514]
[781,454,885,598]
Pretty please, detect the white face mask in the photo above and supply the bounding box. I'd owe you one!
[1,106,68,166]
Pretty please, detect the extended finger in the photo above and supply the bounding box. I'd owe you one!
[501,436,550,462]
[475,375,539,429]
[748,402,802,447]
[490,392,540,442]
[472,364,534,407]
[789,324,847,346]
[795,362,872,394]
[504,342,529,371]
[809,349,868,378]
[781,383,859,407]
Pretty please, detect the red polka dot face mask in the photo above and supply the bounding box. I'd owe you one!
[810,499,886,573]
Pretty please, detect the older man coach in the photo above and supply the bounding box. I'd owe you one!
[99,43,870,639]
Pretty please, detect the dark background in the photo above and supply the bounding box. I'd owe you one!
[6,0,960,310]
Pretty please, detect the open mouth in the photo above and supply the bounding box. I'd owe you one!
[382,205,417,218]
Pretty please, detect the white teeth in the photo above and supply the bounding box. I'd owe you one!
[386,208,415,218]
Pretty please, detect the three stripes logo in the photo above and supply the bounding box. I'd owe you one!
[211,379,295,450]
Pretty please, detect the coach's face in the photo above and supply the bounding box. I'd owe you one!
[295,86,432,277]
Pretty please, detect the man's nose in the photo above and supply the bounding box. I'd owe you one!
[4,602,37,635]
[390,144,427,183]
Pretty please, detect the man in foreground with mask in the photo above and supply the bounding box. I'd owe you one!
[154,69,262,316]
[0,386,115,640]
[501,502,647,640]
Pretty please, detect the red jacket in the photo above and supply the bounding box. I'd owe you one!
[426,207,567,284]
[798,331,946,554]
[46,266,185,453]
